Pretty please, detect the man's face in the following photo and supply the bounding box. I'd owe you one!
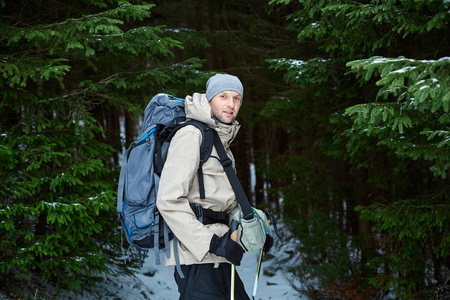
[209,90,242,124]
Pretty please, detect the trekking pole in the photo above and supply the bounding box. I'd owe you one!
[252,248,264,300]
[230,219,239,300]
[252,217,272,299]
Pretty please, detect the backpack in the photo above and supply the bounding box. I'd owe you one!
[116,93,214,276]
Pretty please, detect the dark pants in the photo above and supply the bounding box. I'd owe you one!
[174,263,250,300]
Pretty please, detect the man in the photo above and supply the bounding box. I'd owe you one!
[156,74,250,299]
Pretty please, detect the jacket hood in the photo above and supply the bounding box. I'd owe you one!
[185,93,215,126]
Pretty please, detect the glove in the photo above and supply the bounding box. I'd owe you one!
[263,234,273,253]
[209,231,244,266]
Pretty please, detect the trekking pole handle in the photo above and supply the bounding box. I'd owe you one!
[230,219,239,242]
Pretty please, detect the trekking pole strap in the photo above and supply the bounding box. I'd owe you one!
[212,130,254,220]
[265,210,280,238]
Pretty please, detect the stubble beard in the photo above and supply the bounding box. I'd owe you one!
[214,112,236,124]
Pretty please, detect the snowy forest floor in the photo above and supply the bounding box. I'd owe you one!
[2,224,306,300]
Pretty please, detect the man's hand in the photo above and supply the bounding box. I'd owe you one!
[209,231,244,265]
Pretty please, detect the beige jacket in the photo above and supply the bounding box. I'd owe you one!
[156,93,240,266]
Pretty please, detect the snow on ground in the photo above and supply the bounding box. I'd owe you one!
[76,226,304,300]
[1,226,305,299]
[131,222,304,300]
[115,227,305,300]
[133,241,304,300]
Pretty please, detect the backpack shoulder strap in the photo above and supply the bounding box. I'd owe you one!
[183,120,214,164]
[165,120,214,199]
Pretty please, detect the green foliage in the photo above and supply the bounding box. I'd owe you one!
[355,197,449,298]
[288,210,362,282]
[269,0,449,57]
[265,57,338,88]
[267,0,449,298]
[0,107,116,289]
[346,56,450,178]
[347,56,450,112]
[0,0,206,294]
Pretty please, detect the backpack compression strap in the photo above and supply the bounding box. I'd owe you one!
[212,129,254,220]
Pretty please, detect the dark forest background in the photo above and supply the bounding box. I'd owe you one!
[1,1,449,299]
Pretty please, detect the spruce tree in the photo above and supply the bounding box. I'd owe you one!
[0,0,206,296]
[266,0,449,298]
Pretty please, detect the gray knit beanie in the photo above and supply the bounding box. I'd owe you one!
[205,74,244,103]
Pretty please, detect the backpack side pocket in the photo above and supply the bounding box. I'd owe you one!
[125,139,157,206]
